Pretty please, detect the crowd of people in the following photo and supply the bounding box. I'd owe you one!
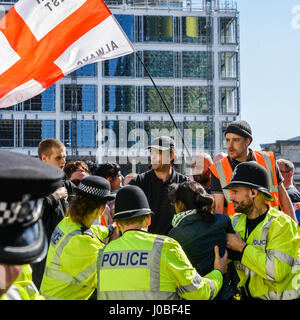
[0,120,299,301]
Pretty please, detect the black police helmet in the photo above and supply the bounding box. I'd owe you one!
[224,161,274,201]
[113,185,154,220]
[0,150,64,265]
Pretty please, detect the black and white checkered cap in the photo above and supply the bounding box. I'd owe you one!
[0,195,43,227]
[78,183,111,198]
[74,175,115,201]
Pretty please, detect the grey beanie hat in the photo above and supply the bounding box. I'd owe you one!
[225,120,252,142]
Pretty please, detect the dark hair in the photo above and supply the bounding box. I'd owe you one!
[93,163,121,180]
[168,181,215,223]
[64,161,90,179]
[67,195,107,225]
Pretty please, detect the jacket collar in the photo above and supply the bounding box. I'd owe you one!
[172,209,197,228]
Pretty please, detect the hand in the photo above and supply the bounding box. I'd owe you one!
[226,232,246,252]
[213,245,228,275]
[52,187,68,201]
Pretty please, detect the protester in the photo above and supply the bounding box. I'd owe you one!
[40,176,116,300]
[277,158,300,224]
[32,138,74,289]
[190,153,213,193]
[96,185,227,300]
[167,180,235,300]
[225,161,300,300]
[129,136,190,235]
[209,120,297,223]
[64,160,89,187]
[0,150,63,300]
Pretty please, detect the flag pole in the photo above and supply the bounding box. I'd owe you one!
[135,52,193,163]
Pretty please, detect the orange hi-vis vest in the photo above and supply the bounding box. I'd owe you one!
[209,151,279,216]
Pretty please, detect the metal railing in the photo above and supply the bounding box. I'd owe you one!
[105,0,237,12]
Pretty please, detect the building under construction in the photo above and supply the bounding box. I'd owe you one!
[0,0,240,173]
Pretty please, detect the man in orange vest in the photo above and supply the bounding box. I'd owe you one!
[209,120,298,223]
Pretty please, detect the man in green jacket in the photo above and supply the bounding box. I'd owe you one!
[225,161,300,300]
[97,185,228,300]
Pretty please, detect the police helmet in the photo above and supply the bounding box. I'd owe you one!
[113,185,154,220]
[0,150,63,265]
[223,161,274,201]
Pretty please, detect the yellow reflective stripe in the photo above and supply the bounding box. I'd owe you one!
[177,273,202,295]
[266,249,297,281]
[4,285,23,300]
[260,152,278,193]
[99,290,179,300]
[44,266,93,289]
[215,161,231,202]
[232,214,242,229]
[51,229,82,267]
[260,289,300,300]
[150,236,165,291]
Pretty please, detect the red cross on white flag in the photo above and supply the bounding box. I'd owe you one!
[0,0,136,109]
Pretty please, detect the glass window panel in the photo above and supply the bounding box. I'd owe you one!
[77,120,96,148]
[144,121,174,145]
[23,120,41,147]
[62,120,96,148]
[62,85,97,112]
[184,121,213,150]
[23,86,55,111]
[143,51,174,78]
[104,85,135,112]
[183,86,212,114]
[41,120,56,141]
[115,14,134,41]
[220,17,237,44]
[144,86,174,112]
[143,16,173,42]
[220,52,237,79]
[69,63,97,77]
[220,87,238,114]
[182,17,211,44]
[0,120,14,147]
[182,52,213,79]
[103,54,135,77]
[104,120,137,148]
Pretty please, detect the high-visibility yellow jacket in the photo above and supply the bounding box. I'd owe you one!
[0,265,44,300]
[231,207,300,300]
[40,217,109,300]
[96,229,223,300]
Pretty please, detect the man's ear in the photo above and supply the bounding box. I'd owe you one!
[41,154,48,163]
[147,215,151,227]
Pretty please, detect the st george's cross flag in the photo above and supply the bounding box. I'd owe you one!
[0,0,135,109]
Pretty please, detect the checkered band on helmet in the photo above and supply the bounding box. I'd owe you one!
[0,197,43,227]
[78,183,110,198]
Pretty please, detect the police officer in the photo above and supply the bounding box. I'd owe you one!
[225,161,300,300]
[40,176,115,300]
[96,185,228,300]
[0,150,64,300]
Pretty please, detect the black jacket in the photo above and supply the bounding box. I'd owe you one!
[168,212,236,300]
[129,169,189,235]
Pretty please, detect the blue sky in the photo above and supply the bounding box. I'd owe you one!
[236,0,300,150]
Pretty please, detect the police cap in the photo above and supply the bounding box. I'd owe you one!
[0,150,64,265]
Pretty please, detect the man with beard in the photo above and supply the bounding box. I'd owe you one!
[129,136,189,235]
[225,161,300,300]
[209,120,297,223]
